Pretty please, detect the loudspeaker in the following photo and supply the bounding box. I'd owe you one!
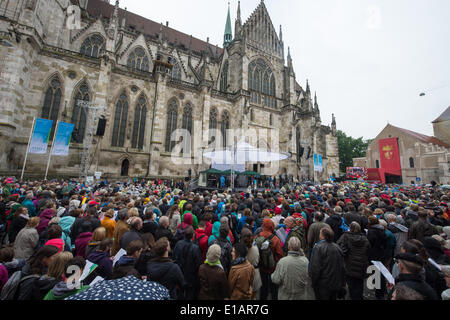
[298,147,305,158]
[96,118,107,136]
[306,147,311,159]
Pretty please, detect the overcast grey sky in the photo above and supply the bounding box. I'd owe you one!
[119,0,450,140]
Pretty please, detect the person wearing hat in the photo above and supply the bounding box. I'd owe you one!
[389,252,438,300]
[197,244,230,300]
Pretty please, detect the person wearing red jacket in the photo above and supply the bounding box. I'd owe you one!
[195,220,209,261]
[258,218,284,300]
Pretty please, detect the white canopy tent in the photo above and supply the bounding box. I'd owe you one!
[202,138,291,188]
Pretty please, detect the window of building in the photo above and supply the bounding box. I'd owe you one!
[80,34,105,58]
[181,103,193,153]
[71,81,91,143]
[127,47,150,72]
[171,59,182,80]
[220,60,228,92]
[131,95,147,150]
[376,160,380,168]
[248,58,276,108]
[41,75,62,139]
[409,157,415,168]
[111,92,128,147]
[165,99,178,152]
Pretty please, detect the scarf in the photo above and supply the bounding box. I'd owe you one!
[231,257,247,266]
[204,260,223,269]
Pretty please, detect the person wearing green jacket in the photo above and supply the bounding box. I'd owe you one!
[180,203,198,229]
[44,257,89,300]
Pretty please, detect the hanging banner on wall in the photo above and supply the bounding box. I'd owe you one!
[379,138,402,176]
[314,154,323,172]
[52,122,75,156]
[29,118,53,154]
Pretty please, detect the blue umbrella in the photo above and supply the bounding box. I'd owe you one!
[65,276,170,300]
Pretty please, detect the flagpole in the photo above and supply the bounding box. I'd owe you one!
[21,117,36,180]
[44,120,59,181]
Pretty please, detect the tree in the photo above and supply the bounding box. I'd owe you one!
[337,130,372,173]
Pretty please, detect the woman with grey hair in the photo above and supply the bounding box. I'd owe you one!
[271,236,310,300]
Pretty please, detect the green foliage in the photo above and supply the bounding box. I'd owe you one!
[337,130,372,173]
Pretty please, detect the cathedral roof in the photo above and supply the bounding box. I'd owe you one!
[86,0,223,59]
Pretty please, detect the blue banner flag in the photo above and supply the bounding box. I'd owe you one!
[29,118,53,154]
[52,122,75,156]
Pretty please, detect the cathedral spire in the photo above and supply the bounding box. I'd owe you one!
[279,25,283,42]
[223,2,233,48]
[107,0,120,39]
[235,1,242,40]
[287,46,292,68]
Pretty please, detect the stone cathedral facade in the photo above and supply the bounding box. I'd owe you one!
[0,0,339,181]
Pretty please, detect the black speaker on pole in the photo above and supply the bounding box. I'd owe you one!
[298,147,305,158]
[96,117,107,136]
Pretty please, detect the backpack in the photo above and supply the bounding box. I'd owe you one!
[210,235,232,273]
[194,234,207,247]
[255,233,276,269]
[0,271,38,301]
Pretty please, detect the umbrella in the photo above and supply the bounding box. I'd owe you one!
[65,276,170,301]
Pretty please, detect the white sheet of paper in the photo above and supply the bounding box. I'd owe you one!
[90,276,104,286]
[80,260,96,281]
[371,260,395,285]
[113,248,127,266]
[428,258,442,271]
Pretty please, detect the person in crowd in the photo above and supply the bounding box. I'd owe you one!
[307,212,331,256]
[198,244,230,300]
[146,237,185,300]
[74,222,93,258]
[309,227,345,300]
[441,265,450,300]
[241,227,262,300]
[210,224,233,276]
[168,205,181,235]
[32,251,73,300]
[44,256,90,300]
[409,209,439,242]
[141,210,158,237]
[391,283,424,300]
[256,218,284,300]
[112,240,143,280]
[388,252,438,300]
[284,216,307,254]
[101,209,116,239]
[111,209,130,256]
[194,220,209,262]
[154,215,176,249]
[8,206,30,244]
[173,226,202,300]
[44,224,64,253]
[228,242,254,300]
[271,236,310,300]
[13,217,40,260]
[86,239,114,280]
[85,227,107,258]
[336,221,370,300]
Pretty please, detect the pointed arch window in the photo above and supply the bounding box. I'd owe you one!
[127,47,150,72]
[80,34,105,58]
[111,92,128,147]
[41,75,62,139]
[181,103,193,153]
[171,59,182,80]
[165,99,178,152]
[71,81,91,143]
[220,60,229,92]
[131,95,147,150]
[248,58,276,108]
[221,110,230,147]
[409,157,415,168]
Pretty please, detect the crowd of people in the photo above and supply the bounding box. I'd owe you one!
[0,175,449,301]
